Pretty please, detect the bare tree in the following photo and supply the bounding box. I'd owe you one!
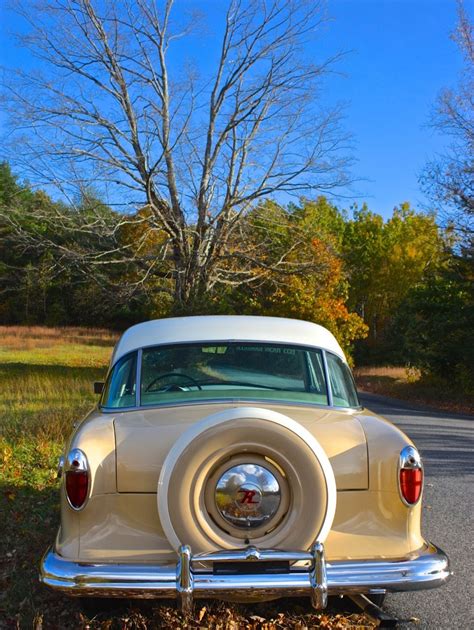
[2,0,350,308]
[421,1,473,255]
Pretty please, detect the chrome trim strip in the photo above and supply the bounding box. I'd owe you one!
[40,543,450,605]
[136,348,143,408]
[194,548,313,563]
[57,455,65,479]
[99,398,363,414]
[321,350,333,407]
[399,445,423,470]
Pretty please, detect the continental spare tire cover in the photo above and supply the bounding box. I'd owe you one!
[158,407,336,553]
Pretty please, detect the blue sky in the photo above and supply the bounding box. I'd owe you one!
[0,0,464,218]
[324,0,463,216]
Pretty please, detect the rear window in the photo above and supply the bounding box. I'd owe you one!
[101,343,360,409]
[140,342,329,406]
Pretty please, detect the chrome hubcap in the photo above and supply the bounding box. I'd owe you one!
[215,463,281,529]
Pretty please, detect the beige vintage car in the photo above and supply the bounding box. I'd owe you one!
[40,315,450,614]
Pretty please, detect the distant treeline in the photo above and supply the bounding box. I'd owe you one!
[0,162,472,389]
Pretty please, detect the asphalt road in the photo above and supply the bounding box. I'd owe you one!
[358,393,474,630]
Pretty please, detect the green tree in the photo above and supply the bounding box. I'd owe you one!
[343,203,447,361]
[0,163,150,327]
[394,267,474,391]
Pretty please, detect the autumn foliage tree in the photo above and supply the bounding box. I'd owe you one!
[227,199,368,356]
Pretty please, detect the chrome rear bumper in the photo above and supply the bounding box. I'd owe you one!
[40,542,450,612]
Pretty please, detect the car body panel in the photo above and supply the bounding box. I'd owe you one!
[114,402,368,492]
[56,401,424,564]
[56,488,423,564]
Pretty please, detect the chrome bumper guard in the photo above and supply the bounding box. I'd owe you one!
[40,542,450,613]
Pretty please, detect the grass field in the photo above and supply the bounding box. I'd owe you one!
[0,326,376,628]
[0,326,115,628]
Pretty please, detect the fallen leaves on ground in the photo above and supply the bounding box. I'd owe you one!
[72,600,376,630]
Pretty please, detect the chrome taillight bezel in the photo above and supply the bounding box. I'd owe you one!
[57,454,65,478]
[398,445,423,506]
[64,448,90,511]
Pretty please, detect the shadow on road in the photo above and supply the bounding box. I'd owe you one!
[359,393,474,477]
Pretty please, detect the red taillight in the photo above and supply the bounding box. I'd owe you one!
[64,449,89,509]
[399,445,423,506]
[400,467,423,505]
[65,470,89,509]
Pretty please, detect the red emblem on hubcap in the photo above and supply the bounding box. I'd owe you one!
[238,489,259,505]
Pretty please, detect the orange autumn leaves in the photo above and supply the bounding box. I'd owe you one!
[262,233,368,359]
[230,200,368,357]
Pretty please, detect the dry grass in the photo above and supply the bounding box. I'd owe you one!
[0,364,106,440]
[0,326,375,628]
[0,326,114,440]
[0,326,117,371]
[354,366,410,379]
[0,325,118,349]
[354,365,474,415]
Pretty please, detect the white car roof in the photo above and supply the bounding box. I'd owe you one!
[111,315,346,365]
